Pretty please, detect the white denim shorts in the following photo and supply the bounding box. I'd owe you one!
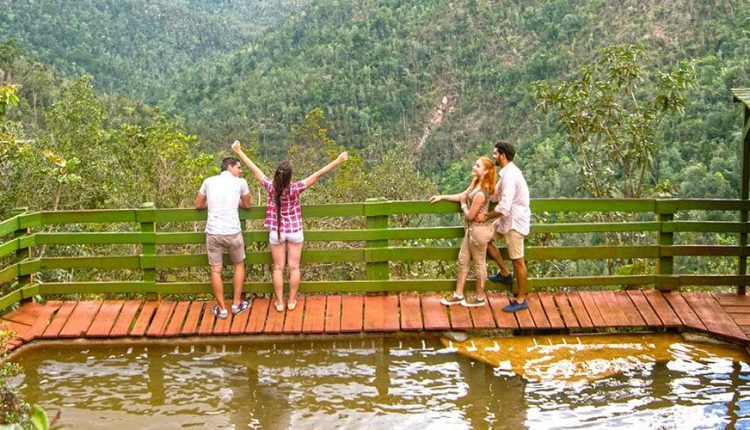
[269,230,304,245]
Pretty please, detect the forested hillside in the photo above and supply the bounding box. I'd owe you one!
[0,0,305,102]
[1,0,750,210]
[166,0,750,198]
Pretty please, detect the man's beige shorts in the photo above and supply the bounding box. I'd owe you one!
[206,233,246,266]
[493,229,526,260]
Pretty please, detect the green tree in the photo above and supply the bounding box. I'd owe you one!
[532,44,693,198]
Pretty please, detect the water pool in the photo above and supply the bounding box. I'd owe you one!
[10,334,750,429]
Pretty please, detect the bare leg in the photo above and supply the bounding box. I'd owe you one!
[232,261,245,307]
[286,241,304,305]
[210,264,226,310]
[512,257,528,301]
[486,242,511,276]
[270,243,286,308]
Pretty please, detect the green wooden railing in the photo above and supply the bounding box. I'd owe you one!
[1,198,749,311]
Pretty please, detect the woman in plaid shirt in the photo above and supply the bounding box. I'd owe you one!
[232,141,348,312]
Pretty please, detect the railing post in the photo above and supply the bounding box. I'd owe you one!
[738,102,750,295]
[137,202,158,300]
[365,198,389,281]
[10,207,32,291]
[655,199,677,291]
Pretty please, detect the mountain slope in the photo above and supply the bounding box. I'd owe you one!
[0,0,304,102]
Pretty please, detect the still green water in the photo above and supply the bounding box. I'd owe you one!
[10,334,750,429]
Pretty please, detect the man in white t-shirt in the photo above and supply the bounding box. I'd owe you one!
[195,156,252,319]
[485,141,531,312]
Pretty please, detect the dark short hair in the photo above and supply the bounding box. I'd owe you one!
[494,140,516,162]
[221,157,240,171]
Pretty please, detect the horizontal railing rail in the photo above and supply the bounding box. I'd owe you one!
[0,198,748,311]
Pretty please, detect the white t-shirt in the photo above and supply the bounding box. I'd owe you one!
[199,171,250,235]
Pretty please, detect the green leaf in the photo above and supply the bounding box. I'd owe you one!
[29,404,50,430]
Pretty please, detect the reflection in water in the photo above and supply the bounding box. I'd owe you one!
[10,334,750,429]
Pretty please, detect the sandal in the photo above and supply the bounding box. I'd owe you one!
[274,301,285,312]
[287,299,297,311]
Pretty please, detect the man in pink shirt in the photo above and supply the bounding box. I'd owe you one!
[485,141,531,312]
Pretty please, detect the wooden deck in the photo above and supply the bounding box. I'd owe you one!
[2,291,750,352]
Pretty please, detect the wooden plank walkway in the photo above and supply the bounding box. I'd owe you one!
[2,291,749,352]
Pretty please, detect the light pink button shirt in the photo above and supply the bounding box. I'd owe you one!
[492,162,530,236]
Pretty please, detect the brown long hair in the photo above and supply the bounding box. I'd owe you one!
[470,156,496,194]
[272,161,292,236]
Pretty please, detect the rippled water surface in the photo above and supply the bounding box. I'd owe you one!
[11,334,750,429]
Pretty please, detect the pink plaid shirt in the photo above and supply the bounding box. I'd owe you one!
[261,176,307,233]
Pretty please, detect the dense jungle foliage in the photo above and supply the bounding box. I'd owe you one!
[0,0,749,285]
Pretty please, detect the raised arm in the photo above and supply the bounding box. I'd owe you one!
[303,152,348,188]
[231,140,266,182]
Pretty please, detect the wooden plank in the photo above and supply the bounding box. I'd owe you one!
[566,292,593,328]
[3,303,45,326]
[577,292,607,327]
[626,290,662,327]
[22,301,62,341]
[592,291,627,327]
[130,301,158,336]
[0,319,30,339]
[539,292,565,329]
[229,302,252,335]
[197,302,216,335]
[732,314,750,325]
[364,295,399,332]
[642,290,681,327]
[301,295,326,334]
[513,296,536,329]
[59,301,102,338]
[165,302,190,337]
[109,301,142,337]
[263,300,286,334]
[448,303,473,330]
[683,293,747,340]
[486,292,519,329]
[213,309,233,335]
[664,292,706,331]
[712,293,750,306]
[147,302,176,337]
[722,306,750,314]
[324,295,342,333]
[340,295,364,333]
[181,302,205,336]
[469,296,496,329]
[553,293,579,329]
[613,291,646,327]
[283,297,306,333]
[246,298,270,334]
[526,293,550,329]
[399,293,423,331]
[87,301,124,337]
[421,294,450,331]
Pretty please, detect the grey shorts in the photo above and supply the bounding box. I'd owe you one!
[206,233,245,266]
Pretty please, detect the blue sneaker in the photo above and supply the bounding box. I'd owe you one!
[488,271,514,284]
[503,299,528,313]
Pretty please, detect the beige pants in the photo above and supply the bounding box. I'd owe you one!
[457,223,495,282]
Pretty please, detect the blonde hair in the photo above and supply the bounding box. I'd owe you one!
[470,156,496,194]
